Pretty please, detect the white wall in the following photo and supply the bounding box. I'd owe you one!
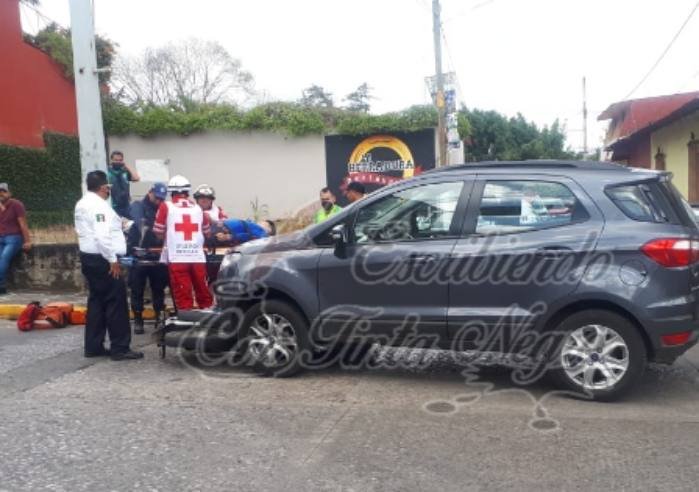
[109,131,326,219]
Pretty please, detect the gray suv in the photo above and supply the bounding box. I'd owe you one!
[206,161,699,400]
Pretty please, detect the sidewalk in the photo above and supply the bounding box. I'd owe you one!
[0,290,161,322]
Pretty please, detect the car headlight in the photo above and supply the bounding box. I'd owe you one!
[220,251,241,272]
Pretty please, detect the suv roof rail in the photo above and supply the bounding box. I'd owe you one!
[424,160,631,173]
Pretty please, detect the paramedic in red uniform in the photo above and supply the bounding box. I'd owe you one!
[153,175,213,311]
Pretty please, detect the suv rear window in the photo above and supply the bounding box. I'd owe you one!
[606,182,675,223]
[659,180,698,227]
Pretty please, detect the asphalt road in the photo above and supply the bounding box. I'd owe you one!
[1,319,698,491]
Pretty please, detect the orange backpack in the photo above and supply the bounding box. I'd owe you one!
[17,302,73,331]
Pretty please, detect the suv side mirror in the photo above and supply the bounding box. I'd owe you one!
[330,224,347,245]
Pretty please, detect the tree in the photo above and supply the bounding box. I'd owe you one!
[343,83,373,112]
[23,22,116,84]
[459,107,575,161]
[299,85,334,108]
[112,39,254,111]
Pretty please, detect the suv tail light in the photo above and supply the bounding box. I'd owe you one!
[641,238,699,267]
[661,331,692,347]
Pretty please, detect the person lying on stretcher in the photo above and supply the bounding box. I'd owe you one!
[214,218,276,246]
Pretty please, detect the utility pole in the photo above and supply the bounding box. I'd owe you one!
[69,0,107,191]
[582,76,588,156]
[432,0,447,167]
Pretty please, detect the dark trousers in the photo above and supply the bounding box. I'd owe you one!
[129,264,169,313]
[80,253,131,355]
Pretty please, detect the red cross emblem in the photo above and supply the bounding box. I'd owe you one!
[174,214,199,241]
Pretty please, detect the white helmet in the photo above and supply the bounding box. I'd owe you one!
[193,184,215,199]
[168,175,191,193]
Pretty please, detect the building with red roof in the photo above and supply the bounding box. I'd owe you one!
[599,91,699,200]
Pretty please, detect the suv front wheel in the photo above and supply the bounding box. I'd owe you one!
[241,300,310,377]
[549,309,647,401]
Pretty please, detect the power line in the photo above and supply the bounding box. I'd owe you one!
[20,1,66,31]
[414,0,437,105]
[437,0,500,105]
[416,0,429,10]
[18,6,40,32]
[443,0,497,24]
[623,0,699,100]
[416,0,473,102]
[440,27,465,104]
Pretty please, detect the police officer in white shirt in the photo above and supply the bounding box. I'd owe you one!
[75,171,143,360]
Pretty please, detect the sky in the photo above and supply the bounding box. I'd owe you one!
[21,0,699,152]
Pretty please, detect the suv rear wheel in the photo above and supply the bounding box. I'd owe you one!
[549,309,647,401]
[242,300,310,377]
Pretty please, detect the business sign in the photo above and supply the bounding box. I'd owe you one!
[324,129,436,206]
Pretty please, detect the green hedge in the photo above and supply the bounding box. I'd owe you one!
[26,210,75,228]
[0,133,81,227]
[103,101,439,138]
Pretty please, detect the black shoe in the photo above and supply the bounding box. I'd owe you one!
[133,314,145,335]
[85,348,110,358]
[111,350,144,361]
[0,287,7,295]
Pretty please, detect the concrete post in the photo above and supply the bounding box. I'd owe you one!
[69,0,107,191]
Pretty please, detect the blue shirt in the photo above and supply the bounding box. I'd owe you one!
[222,219,268,244]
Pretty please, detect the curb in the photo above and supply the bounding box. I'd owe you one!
[0,305,159,323]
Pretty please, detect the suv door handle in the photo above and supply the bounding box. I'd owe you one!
[535,246,573,259]
[407,253,438,264]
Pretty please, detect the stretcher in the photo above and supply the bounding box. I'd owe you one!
[119,246,231,358]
